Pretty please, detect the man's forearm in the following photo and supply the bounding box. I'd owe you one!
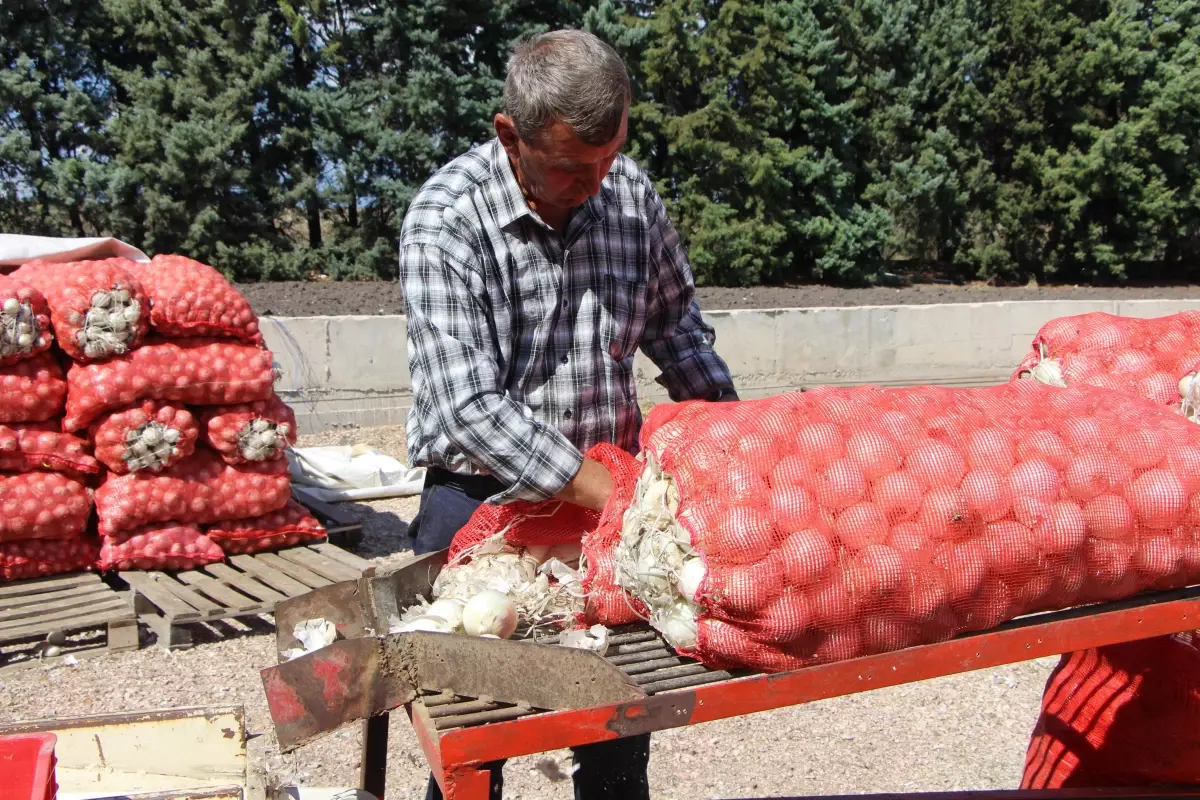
[554,457,614,512]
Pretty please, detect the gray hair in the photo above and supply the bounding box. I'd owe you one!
[503,29,630,147]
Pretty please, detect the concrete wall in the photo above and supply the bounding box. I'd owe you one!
[261,298,1200,434]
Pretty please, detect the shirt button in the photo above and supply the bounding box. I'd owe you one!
[564,410,573,420]
[561,355,568,364]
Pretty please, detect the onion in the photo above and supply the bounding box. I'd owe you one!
[426,598,465,629]
[660,603,698,650]
[396,616,451,634]
[462,590,518,638]
[1181,374,1196,398]
[677,558,707,602]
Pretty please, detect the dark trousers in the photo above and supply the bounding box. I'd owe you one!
[411,469,651,800]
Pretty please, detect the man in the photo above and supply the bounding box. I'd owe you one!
[399,28,738,800]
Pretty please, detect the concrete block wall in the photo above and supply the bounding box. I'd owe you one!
[259,298,1200,435]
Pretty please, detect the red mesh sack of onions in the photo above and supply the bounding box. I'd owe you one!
[206,499,326,555]
[1,538,99,581]
[1021,634,1200,789]
[0,351,67,424]
[126,254,261,343]
[0,471,91,543]
[1013,311,1200,414]
[10,258,150,362]
[594,381,1200,673]
[0,276,52,365]
[95,447,291,537]
[446,444,640,560]
[0,421,98,474]
[198,394,296,464]
[63,337,277,431]
[98,522,224,571]
[89,401,198,474]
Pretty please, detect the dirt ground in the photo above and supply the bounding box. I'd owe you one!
[235,279,1200,317]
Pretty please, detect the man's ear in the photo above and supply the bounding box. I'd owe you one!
[495,114,521,161]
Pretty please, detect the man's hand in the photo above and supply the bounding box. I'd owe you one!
[555,457,614,512]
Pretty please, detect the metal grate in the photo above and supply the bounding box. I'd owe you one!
[417,623,739,731]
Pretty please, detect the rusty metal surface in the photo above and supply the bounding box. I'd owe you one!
[262,637,414,751]
[273,578,368,657]
[263,629,643,751]
[273,550,448,661]
[393,630,644,708]
[360,550,448,629]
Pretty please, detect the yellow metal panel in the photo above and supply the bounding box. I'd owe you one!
[0,705,246,794]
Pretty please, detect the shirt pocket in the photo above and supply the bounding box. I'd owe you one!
[601,273,648,362]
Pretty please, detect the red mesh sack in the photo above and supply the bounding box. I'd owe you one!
[0,276,52,365]
[10,258,150,362]
[63,337,277,431]
[1,538,99,581]
[0,422,98,474]
[206,499,327,555]
[0,471,91,542]
[446,444,646,625]
[589,381,1200,673]
[95,446,291,536]
[446,443,637,560]
[98,522,224,571]
[1021,634,1200,788]
[89,401,198,474]
[126,254,261,343]
[198,394,296,464]
[0,351,66,424]
[1013,311,1200,411]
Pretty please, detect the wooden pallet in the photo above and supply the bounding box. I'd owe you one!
[122,542,371,649]
[293,487,364,550]
[0,572,138,666]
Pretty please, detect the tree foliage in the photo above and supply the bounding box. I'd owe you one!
[5,0,1200,285]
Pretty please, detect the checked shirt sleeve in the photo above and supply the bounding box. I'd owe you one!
[401,242,584,502]
[639,194,737,402]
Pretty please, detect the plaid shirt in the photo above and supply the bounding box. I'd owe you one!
[399,138,734,504]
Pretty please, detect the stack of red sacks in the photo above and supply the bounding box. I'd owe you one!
[1011,311,1200,790]
[0,275,99,580]
[0,254,326,579]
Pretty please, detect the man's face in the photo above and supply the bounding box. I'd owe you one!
[496,107,628,213]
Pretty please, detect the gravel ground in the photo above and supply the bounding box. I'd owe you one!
[235,279,1200,317]
[0,423,1059,799]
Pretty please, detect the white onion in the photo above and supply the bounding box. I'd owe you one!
[91,292,111,308]
[426,598,464,629]
[676,558,707,603]
[1181,374,1195,398]
[123,302,140,321]
[661,605,698,650]
[114,289,130,303]
[277,424,291,437]
[2,298,19,316]
[397,616,450,634]
[252,419,271,433]
[163,428,181,444]
[462,590,518,638]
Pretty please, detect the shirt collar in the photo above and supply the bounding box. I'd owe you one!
[486,138,614,233]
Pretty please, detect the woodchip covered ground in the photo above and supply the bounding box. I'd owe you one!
[0,423,1058,799]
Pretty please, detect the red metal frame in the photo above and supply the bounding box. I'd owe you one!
[409,590,1200,799]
